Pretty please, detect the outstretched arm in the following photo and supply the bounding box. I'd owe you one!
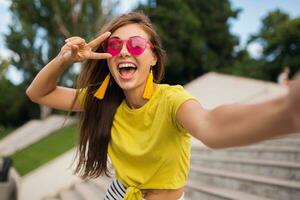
[26,32,112,111]
[177,75,300,149]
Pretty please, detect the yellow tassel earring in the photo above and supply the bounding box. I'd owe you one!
[94,73,110,100]
[143,69,154,99]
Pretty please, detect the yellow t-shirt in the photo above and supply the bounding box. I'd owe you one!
[108,84,198,200]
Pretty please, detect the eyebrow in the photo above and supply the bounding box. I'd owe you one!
[109,35,144,39]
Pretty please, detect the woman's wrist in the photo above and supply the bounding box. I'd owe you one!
[279,96,298,134]
[55,53,73,70]
[285,100,300,133]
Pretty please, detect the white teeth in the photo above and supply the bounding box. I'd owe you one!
[118,63,136,69]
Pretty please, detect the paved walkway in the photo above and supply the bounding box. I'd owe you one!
[0,115,77,156]
[19,148,80,200]
[0,115,80,200]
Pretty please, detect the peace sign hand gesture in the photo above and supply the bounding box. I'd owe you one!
[59,32,112,64]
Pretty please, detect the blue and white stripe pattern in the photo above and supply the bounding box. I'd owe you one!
[104,179,126,200]
[104,179,185,200]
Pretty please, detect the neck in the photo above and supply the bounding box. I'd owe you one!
[124,83,157,109]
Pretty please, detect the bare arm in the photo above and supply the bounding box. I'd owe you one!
[26,32,112,111]
[177,76,300,149]
[26,55,81,111]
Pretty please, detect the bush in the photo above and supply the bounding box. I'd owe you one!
[0,79,39,128]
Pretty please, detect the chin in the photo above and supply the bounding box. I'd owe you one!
[117,81,136,91]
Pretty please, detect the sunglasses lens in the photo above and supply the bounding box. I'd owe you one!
[127,37,147,56]
[106,39,123,56]
[106,37,149,57]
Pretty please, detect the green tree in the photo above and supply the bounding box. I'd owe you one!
[137,0,240,84]
[223,49,265,80]
[0,58,39,128]
[5,0,115,87]
[0,59,10,79]
[4,0,116,122]
[250,10,300,81]
[0,78,39,127]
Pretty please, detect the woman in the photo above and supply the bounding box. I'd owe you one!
[26,12,300,200]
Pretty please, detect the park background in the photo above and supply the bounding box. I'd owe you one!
[1,0,300,132]
[0,0,300,199]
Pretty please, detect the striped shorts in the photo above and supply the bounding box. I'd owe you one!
[104,179,185,200]
[104,179,126,200]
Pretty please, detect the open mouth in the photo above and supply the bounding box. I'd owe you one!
[118,63,137,79]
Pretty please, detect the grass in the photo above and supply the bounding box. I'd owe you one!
[11,123,79,176]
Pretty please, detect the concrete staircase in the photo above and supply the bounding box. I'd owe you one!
[43,173,112,200]
[43,134,300,200]
[185,133,300,200]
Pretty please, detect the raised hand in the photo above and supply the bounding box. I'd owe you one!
[287,73,300,131]
[59,32,112,64]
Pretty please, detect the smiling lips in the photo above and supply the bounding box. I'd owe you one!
[118,62,137,80]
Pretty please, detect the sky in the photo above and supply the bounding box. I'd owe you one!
[0,0,300,84]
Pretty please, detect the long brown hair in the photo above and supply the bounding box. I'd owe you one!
[74,11,166,179]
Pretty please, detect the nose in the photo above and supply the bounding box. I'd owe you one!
[119,42,130,57]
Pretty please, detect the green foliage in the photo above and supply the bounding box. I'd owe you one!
[0,126,14,140]
[136,0,240,84]
[0,59,10,79]
[0,79,39,127]
[249,10,300,81]
[1,56,38,128]
[223,50,265,80]
[2,0,115,127]
[11,123,78,176]
[5,0,114,87]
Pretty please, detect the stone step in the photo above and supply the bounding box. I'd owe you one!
[189,166,300,200]
[59,188,83,200]
[191,155,300,181]
[257,138,300,147]
[90,175,112,192]
[74,182,102,200]
[85,181,106,199]
[44,173,112,200]
[54,176,111,200]
[185,179,273,200]
[43,197,60,200]
[277,133,300,139]
[192,145,300,162]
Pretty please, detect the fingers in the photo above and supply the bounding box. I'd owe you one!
[65,36,85,44]
[87,52,112,60]
[63,33,112,61]
[71,44,79,57]
[66,37,86,48]
[64,37,85,60]
[87,32,111,49]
